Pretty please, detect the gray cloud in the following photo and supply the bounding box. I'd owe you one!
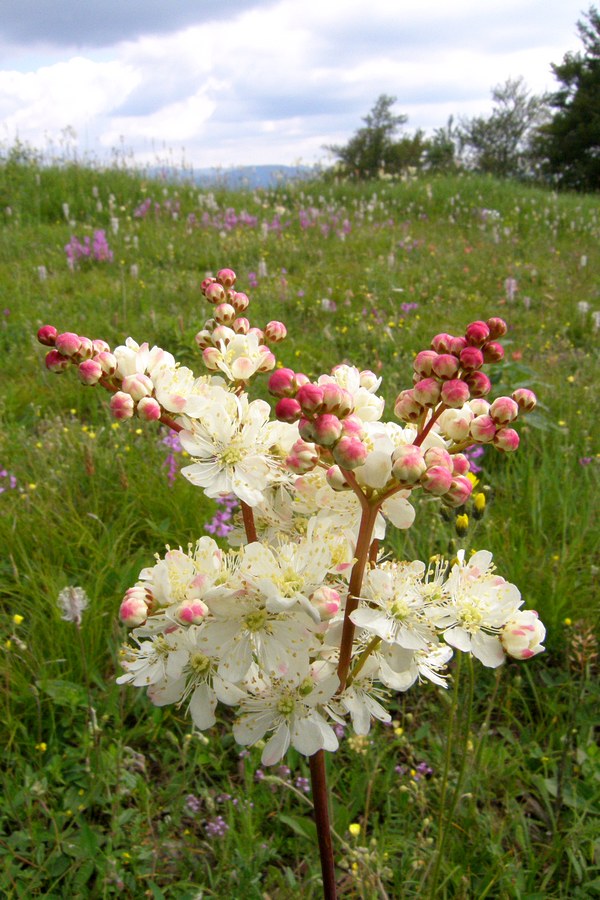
[0,0,275,48]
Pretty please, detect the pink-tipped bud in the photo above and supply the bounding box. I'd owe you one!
[268,368,297,397]
[424,446,454,472]
[202,347,221,370]
[432,354,460,380]
[391,444,426,483]
[110,391,135,420]
[194,329,213,350]
[77,336,94,360]
[459,346,484,371]
[313,413,343,447]
[216,267,236,288]
[37,325,58,346]
[501,609,545,660]
[294,372,310,389]
[326,465,351,491]
[321,383,353,417]
[465,320,490,346]
[469,398,490,416]
[55,331,81,357]
[121,372,154,401]
[286,439,319,474]
[212,325,234,344]
[137,396,162,421]
[470,414,497,443]
[231,291,250,313]
[200,276,216,293]
[264,321,287,343]
[332,435,368,469]
[92,339,110,354]
[438,408,473,442]
[413,350,438,377]
[176,599,209,625]
[341,414,364,438]
[494,427,520,452]
[204,281,226,304]
[487,317,508,339]
[420,465,453,495]
[431,332,454,353]
[233,317,250,334]
[119,588,149,626]
[45,349,70,372]
[413,377,442,407]
[482,341,504,363]
[449,336,467,356]
[247,327,264,342]
[359,370,380,390]
[490,396,519,425]
[78,358,103,385]
[296,383,325,415]
[464,370,492,398]
[394,390,424,423]
[214,302,237,326]
[256,347,276,373]
[311,586,342,620]
[94,351,117,375]
[444,476,473,507]
[512,388,537,412]
[275,397,302,423]
[441,379,470,408]
[452,453,470,475]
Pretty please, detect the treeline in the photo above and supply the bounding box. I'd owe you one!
[326,6,600,191]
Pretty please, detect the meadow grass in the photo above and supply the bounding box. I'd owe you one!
[0,153,599,898]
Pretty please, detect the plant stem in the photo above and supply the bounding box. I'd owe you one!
[309,750,337,900]
[240,500,258,543]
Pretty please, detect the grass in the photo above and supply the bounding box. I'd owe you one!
[0,149,599,898]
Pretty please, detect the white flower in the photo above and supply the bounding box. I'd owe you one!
[336,656,391,734]
[207,331,270,383]
[153,367,223,417]
[501,610,546,660]
[378,643,453,691]
[113,337,175,379]
[57,585,89,626]
[117,630,188,687]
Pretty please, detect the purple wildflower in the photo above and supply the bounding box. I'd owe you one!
[465,444,485,474]
[184,794,202,814]
[204,816,229,838]
[205,495,239,536]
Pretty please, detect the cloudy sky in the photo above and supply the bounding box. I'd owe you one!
[0,0,589,169]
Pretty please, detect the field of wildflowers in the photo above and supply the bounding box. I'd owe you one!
[0,151,599,898]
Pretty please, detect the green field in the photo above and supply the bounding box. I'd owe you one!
[1,153,599,898]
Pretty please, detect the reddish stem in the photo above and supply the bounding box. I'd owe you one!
[309,750,337,900]
[241,501,258,544]
[413,402,447,447]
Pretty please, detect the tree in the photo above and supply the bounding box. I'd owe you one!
[535,6,600,191]
[325,95,411,179]
[458,78,549,178]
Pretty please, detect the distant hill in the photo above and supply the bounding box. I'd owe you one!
[146,164,319,190]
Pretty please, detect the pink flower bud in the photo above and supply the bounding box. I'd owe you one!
[321,383,353,417]
[176,599,209,625]
[341,414,364,438]
[413,350,438,377]
[137,397,162,421]
[438,408,473,442]
[233,317,250,334]
[311,586,342,620]
[286,439,319,474]
[413,377,441,407]
[268,367,297,397]
[325,465,351,491]
[45,349,70,372]
[194,329,213,350]
[214,302,237,325]
[77,336,94,360]
[202,347,221,370]
[55,331,81,357]
[470,415,497,443]
[464,370,492,398]
[501,610,546,659]
[431,332,454,353]
[494,427,520,452]
[216,267,236,288]
[512,388,537,412]
[200,276,216,293]
[296,383,325,414]
[394,390,424,423]
[298,417,317,442]
[110,391,135,420]
[119,590,149,626]
[275,397,302,423]
[264,321,287,343]
[465,320,490,346]
[469,398,490,416]
[391,444,426,483]
[332,436,368,469]
[452,453,470,475]
[212,325,234,344]
[449,336,467,356]
[204,281,226,304]
[92,339,110,354]
[95,350,117,375]
[248,327,264,342]
[487,317,508,339]
[121,373,154,401]
[482,341,504,363]
[432,354,460,380]
[459,346,484,371]
[37,325,58,346]
[444,475,473,507]
[256,347,276,372]
[441,379,470,408]
[420,465,453,495]
[231,291,250,313]
[424,446,453,471]
[314,413,343,447]
[78,358,103,385]
[359,370,380,390]
[294,373,310,389]
[490,396,519,425]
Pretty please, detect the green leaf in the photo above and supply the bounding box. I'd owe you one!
[278,813,317,842]
[36,679,87,709]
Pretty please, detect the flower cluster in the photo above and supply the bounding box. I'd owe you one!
[65,230,113,267]
[37,266,546,768]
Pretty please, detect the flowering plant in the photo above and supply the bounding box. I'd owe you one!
[37,267,545,898]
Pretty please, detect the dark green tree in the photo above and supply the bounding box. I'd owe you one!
[326,95,412,179]
[535,6,600,190]
[458,78,549,178]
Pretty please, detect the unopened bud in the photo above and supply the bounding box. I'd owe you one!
[470,415,497,443]
[76,336,94,360]
[438,408,473,442]
[268,367,298,397]
[92,339,110,354]
[296,383,325,414]
[332,435,368,469]
[202,347,221,370]
[486,317,507,339]
[494,427,520,452]
[464,370,491,398]
[482,341,504,363]
[413,350,438,377]
[200,276,216,293]
[55,331,81,357]
[459,346,484,371]
[440,379,470,408]
[230,291,250,313]
[298,417,317,442]
[501,610,546,660]
[431,333,454,353]
[359,370,380,390]
[37,325,58,346]
[264,321,287,343]
[512,388,537,412]
[216,267,236,288]
[465,320,490,346]
[286,439,319,474]
[110,391,135,420]
[452,453,470,476]
[432,354,459,380]
[119,588,149,626]
[194,329,213,350]
[275,397,302,423]
[326,465,351,491]
[469,398,490,416]
[313,413,343,447]
[78,358,103,385]
[233,317,250,334]
[204,282,226,304]
[391,444,426,483]
[311,586,342,620]
[176,599,209,625]
[412,377,441,407]
[256,346,276,373]
[321,383,353,417]
[137,397,162,421]
[45,349,70,372]
[394,390,424,423]
[449,336,467,356]
[214,302,237,325]
[121,372,154,401]
[424,447,453,472]
[341,414,365,438]
[420,465,453,495]
[444,476,473,507]
[490,396,519,425]
[94,351,117,375]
